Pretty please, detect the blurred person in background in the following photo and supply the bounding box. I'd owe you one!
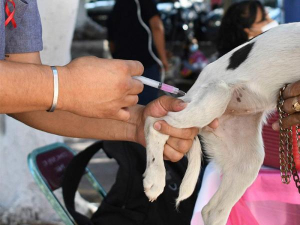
[214,0,300,131]
[216,0,278,57]
[107,0,168,105]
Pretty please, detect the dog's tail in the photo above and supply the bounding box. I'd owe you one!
[176,136,201,208]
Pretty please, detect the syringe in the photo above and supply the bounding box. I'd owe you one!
[133,76,186,96]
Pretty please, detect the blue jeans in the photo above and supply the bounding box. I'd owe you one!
[138,64,161,106]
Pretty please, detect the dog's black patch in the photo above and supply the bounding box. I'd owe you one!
[237,97,241,102]
[227,42,255,70]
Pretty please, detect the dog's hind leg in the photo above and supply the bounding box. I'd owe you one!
[175,135,201,207]
[143,118,202,203]
[169,81,233,207]
[201,114,265,225]
[143,116,169,202]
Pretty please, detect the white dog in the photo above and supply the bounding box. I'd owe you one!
[143,22,300,225]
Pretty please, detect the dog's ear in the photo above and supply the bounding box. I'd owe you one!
[227,42,255,70]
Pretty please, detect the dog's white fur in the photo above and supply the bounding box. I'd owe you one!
[143,23,300,225]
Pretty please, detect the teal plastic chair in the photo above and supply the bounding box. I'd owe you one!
[28,142,106,225]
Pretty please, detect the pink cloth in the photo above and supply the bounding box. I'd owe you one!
[191,164,300,225]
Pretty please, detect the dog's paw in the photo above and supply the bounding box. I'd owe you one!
[143,166,166,202]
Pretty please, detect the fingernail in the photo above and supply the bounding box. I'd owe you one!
[154,122,161,131]
[178,101,187,108]
[272,122,279,131]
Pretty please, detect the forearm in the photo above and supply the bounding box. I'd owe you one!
[10,104,144,142]
[0,60,67,113]
[4,51,141,141]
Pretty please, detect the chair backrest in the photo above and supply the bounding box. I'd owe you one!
[28,142,106,225]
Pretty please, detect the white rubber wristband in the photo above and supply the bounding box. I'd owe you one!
[47,66,59,112]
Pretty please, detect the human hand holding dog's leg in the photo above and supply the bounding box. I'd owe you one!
[134,96,200,161]
[142,117,201,203]
[141,81,230,205]
[272,81,300,130]
[132,90,219,202]
[139,99,217,201]
[133,96,199,201]
[155,118,218,161]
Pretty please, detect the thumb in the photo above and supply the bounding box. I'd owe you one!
[272,121,280,131]
[158,96,187,114]
[144,96,187,118]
